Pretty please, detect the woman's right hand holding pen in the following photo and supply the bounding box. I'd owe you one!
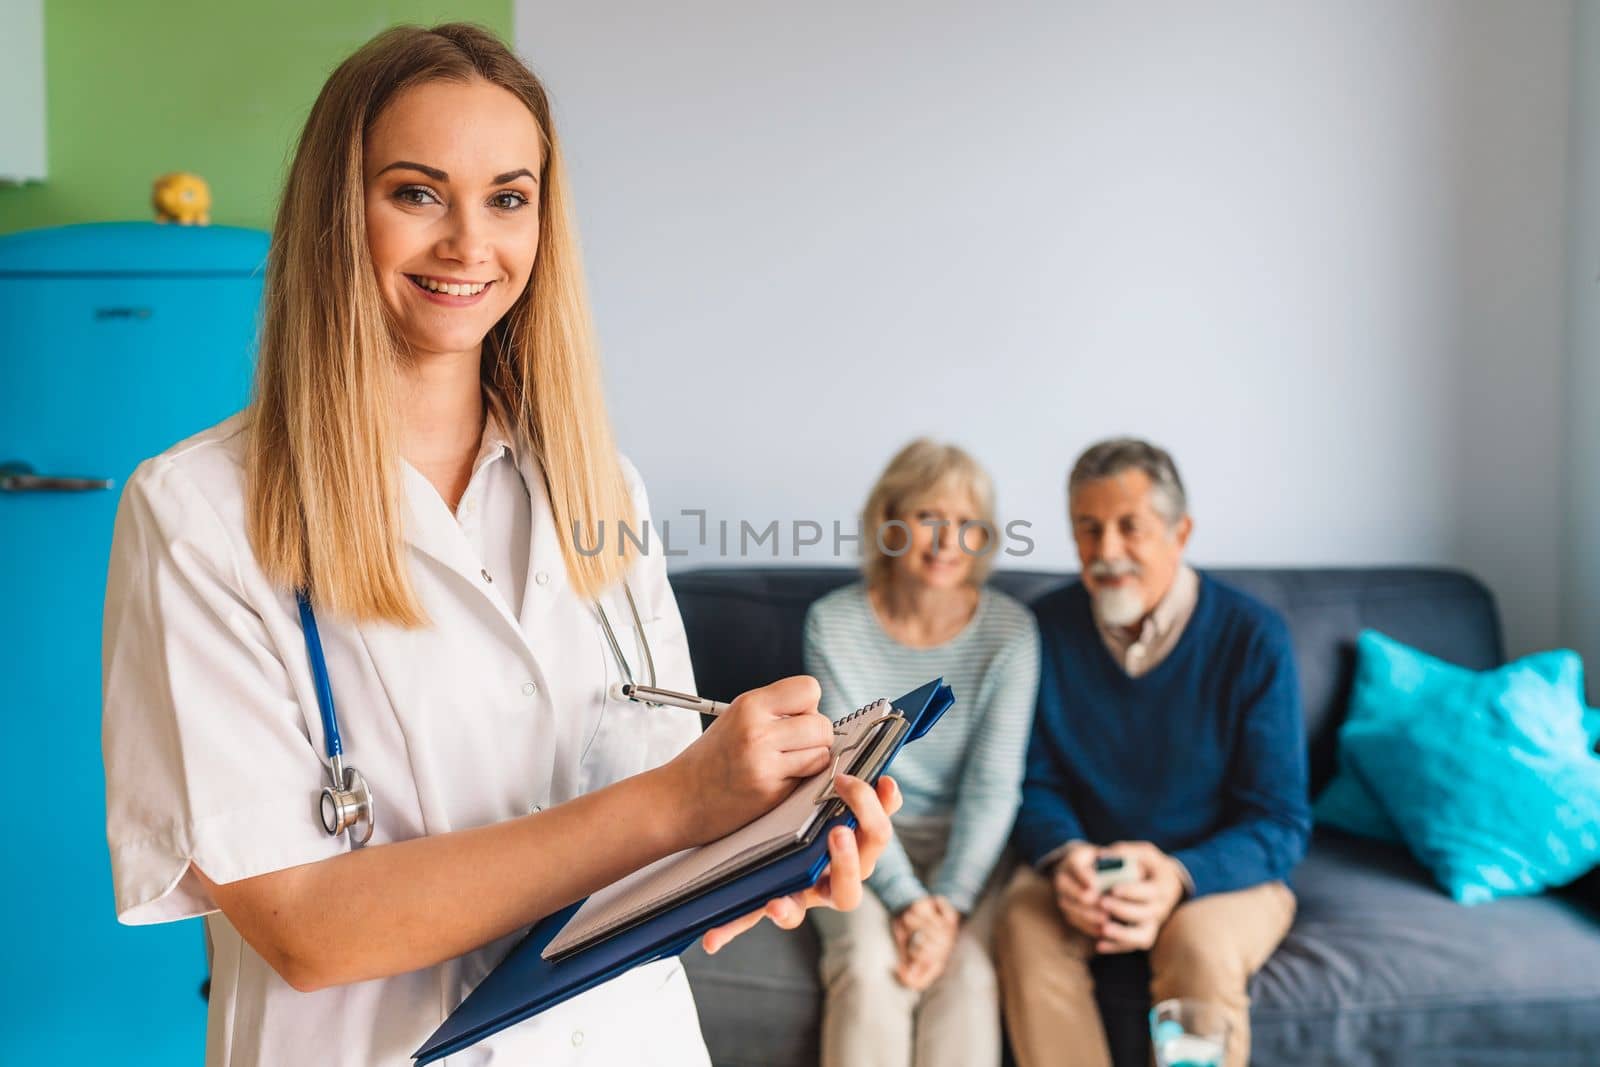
[659,674,903,953]
[664,675,838,843]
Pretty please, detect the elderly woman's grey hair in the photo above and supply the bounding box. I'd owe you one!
[1067,437,1188,527]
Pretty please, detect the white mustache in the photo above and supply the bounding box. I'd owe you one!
[1089,560,1140,580]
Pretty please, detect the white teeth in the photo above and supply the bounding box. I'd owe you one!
[413,275,488,296]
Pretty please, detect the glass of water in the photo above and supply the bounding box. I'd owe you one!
[1150,998,1229,1067]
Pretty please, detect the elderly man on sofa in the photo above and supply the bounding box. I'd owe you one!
[995,438,1314,1067]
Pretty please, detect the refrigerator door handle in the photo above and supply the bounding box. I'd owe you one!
[0,462,113,492]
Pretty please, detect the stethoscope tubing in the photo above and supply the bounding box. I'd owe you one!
[593,580,658,697]
[295,588,344,760]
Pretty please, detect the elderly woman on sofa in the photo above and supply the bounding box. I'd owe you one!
[804,439,1040,1067]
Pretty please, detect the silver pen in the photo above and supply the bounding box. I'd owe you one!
[618,682,732,717]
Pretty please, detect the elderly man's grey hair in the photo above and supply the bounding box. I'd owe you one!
[1067,437,1188,527]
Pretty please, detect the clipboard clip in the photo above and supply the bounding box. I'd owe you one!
[812,709,906,805]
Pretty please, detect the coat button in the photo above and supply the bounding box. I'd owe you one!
[529,803,543,814]
[535,570,550,586]
[480,568,493,583]
[522,681,538,696]
[571,1030,584,1047]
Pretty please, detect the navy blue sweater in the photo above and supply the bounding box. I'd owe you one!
[1014,573,1312,898]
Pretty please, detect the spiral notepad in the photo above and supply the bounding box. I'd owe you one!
[542,698,910,962]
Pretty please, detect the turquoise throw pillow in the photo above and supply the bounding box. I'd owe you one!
[1313,629,1478,843]
[1313,762,1402,843]
[1330,631,1600,904]
[1316,633,1586,843]
[1312,767,1401,844]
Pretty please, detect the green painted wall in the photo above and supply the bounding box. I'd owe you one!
[0,1,512,235]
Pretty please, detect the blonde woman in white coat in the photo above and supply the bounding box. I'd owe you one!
[101,23,897,1067]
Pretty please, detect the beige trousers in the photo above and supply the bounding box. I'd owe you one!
[994,866,1295,1067]
[809,817,1006,1067]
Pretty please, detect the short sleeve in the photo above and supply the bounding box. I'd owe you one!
[101,457,345,926]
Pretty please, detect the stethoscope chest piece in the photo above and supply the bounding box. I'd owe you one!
[320,756,375,847]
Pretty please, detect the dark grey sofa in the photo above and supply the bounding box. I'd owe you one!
[670,566,1600,1067]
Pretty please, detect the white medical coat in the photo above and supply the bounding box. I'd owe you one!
[101,412,710,1066]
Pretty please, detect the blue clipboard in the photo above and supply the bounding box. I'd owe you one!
[414,678,954,1063]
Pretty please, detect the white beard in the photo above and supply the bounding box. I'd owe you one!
[1093,584,1147,628]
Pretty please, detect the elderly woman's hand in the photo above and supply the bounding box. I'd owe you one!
[890,895,960,991]
[699,773,902,955]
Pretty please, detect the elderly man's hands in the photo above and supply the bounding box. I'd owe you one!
[1092,841,1186,954]
[1051,842,1107,938]
[1052,841,1187,953]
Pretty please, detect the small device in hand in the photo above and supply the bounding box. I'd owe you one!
[1094,854,1139,893]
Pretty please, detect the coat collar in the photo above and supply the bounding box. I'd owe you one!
[398,392,575,632]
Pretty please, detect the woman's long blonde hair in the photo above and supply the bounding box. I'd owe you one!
[246,23,633,627]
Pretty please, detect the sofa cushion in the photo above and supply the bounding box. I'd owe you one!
[1316,634,1596,849]
[1332,635,1600,904]
[1250,831,1600,1064]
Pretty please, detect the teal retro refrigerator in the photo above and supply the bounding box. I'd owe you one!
[0,222,268,1062]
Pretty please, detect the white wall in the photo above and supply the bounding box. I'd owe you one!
[516,0,1572,656]
[1567,0,1600,699]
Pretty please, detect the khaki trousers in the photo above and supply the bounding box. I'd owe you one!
[809,817,1006,1067]
[994,866,1295,1067]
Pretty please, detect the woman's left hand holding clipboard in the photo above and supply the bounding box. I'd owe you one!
[699,771,903,955]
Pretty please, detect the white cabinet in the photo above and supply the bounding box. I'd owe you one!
[0,0,47,183]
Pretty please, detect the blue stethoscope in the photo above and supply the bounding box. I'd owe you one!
[294,581,660,847]
[295,590,376,847]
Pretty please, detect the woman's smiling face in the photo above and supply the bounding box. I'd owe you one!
[363,77,543,360]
